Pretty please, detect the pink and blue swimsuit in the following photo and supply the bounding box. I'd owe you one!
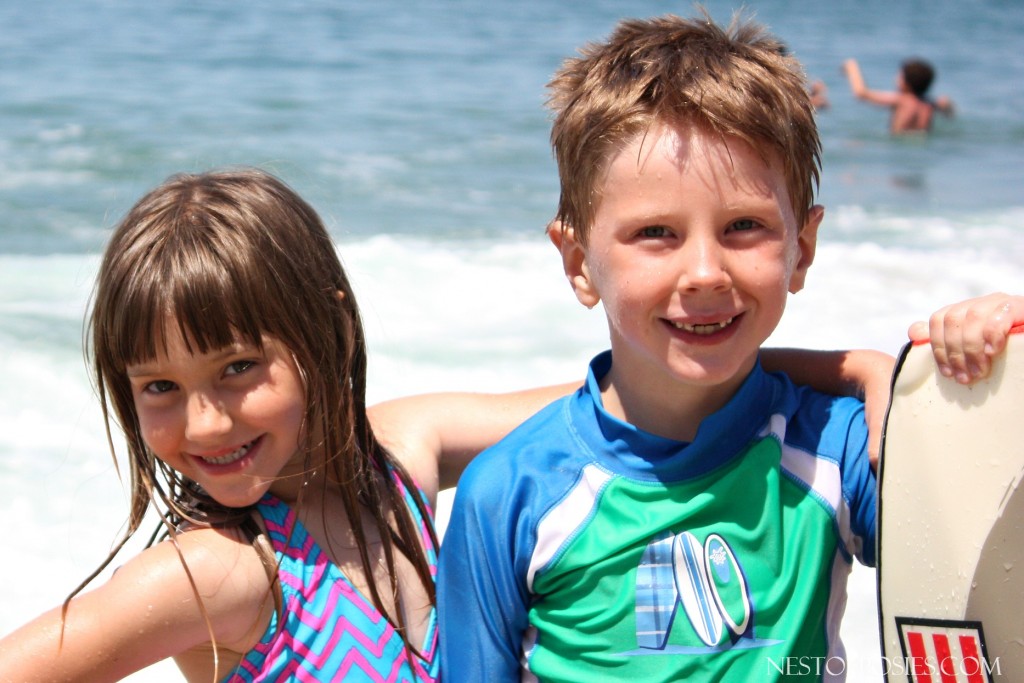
[224,482,438,682]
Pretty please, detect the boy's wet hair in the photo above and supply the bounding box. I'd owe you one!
[547,11,821,243]
[901,58,936,98]
[84,168,435,654]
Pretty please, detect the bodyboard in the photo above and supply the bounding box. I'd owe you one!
[877,327,1024,682]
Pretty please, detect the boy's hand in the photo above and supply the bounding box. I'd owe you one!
[908,293,1023,384]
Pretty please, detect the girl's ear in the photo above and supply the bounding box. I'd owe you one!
[546,219,600,309]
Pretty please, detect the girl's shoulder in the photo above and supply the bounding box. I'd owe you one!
[111,523,276,655]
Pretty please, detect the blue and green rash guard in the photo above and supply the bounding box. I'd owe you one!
[438,351,875,682]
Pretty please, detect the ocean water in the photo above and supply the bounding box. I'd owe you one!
[0,1,1021,680]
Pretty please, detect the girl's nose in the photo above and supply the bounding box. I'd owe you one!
[184,392,232,443]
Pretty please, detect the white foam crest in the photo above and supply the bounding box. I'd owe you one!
[774,240,1022,352]
[828,205,1024,263]
[0,344,136,643]
[0,254,98,308]
[0,167,95,190]
[345,235,606,400]
[319,151,409,186]
[37,123,85,143]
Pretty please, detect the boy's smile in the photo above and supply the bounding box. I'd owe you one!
[557,123,821,440]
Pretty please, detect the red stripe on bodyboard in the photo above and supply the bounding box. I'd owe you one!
[907,631,934,683]
[931,633,958,683]
[958,634,985,683]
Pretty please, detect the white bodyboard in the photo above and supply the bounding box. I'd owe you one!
[877,329,1024,682]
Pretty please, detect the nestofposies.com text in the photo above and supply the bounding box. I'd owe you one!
[766,655,1001,677]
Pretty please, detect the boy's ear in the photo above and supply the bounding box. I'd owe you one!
[788,204,823,294]
[546,219,600,309]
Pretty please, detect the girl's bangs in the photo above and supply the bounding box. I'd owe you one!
[112,235,268,367]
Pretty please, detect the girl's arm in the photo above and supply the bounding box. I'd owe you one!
[372,349,894,492]
[0,527,270,682]
[762,348,895,466]
[377,297,1024,489]
[371,383,579,498]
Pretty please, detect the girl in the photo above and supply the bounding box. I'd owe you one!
[1,168,471,682]
[0,167,1011,682]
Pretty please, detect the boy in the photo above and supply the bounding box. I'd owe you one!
[843,57,954,133]
[436,12,1016,681]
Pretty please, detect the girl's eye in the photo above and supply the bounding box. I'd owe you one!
[144,380,177,395]
[225,360,256,377]
[638,226,671,238]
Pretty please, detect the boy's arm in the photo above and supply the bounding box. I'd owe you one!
[843,58,899,107]
[761,348,895,466]
[909,292,1024,383]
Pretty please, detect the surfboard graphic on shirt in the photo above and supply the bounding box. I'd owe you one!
[704,534,751,638]
[635,530,679,649]
[635,530,754,650]
[673,531,724,647]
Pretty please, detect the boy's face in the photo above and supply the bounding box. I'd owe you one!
[557,124,821,407]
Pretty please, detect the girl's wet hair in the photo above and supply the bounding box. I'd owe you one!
[82,167,436,658]
[91,169,353,528]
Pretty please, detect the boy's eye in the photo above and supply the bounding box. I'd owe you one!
[638,226,671,238]
[730,219,758,232]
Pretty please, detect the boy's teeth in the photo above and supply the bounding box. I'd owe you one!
[204,441,253,465]
[673,317,734,334]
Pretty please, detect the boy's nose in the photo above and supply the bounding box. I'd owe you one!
[681,237,731,292]
[184,392,232,442]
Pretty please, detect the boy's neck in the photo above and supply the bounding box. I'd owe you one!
[598,357,753,443]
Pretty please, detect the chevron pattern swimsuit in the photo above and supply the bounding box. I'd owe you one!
[224,481,438,682]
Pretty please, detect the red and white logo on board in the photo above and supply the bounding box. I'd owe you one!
[895,618,995,683]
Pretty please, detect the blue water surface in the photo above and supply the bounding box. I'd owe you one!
[0,0,1021,254]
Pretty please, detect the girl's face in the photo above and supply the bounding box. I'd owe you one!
[126,324,309,507]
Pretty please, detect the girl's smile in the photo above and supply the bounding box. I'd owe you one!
[127,327,309,508]
[189,435,263,471]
